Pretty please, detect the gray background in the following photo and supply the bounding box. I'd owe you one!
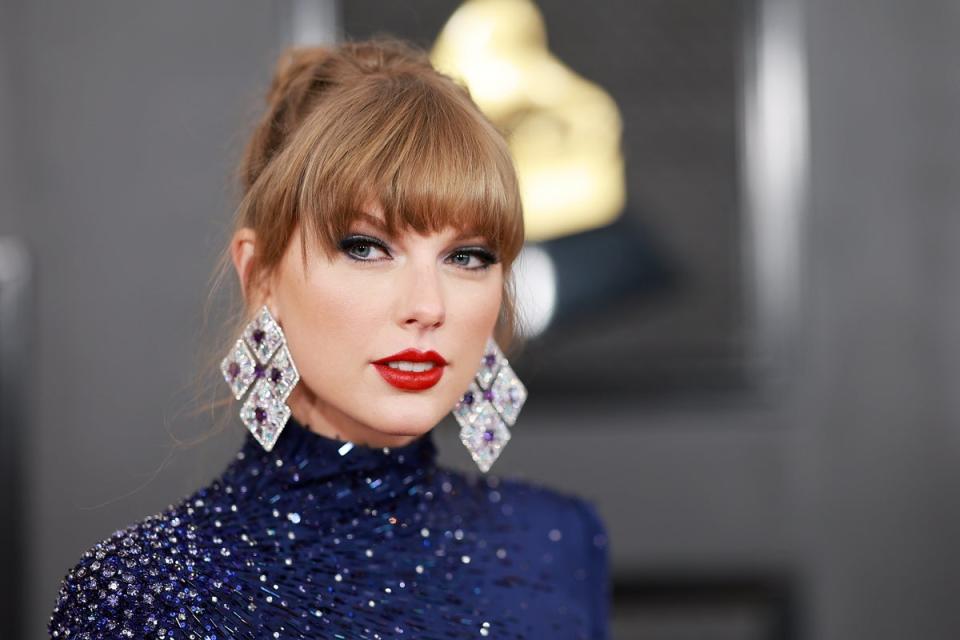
[2,0,959,638]
[345,0,749,400]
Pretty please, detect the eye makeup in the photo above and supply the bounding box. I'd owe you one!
[337,234,499,271]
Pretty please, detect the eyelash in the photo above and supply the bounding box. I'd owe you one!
[338,235,498,271]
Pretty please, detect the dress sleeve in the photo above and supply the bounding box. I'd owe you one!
[48,555,111,638]
[48,531,161,639]
[574,498,611,639]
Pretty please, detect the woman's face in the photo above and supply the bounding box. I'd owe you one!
[235,203,503,447]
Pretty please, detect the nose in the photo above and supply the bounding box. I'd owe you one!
[398,259,446,330]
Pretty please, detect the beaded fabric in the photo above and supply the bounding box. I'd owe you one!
[48,416,610,639]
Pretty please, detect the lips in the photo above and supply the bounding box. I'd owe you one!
[372,348,448,391]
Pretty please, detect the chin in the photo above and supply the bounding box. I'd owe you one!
[369,406,445,437]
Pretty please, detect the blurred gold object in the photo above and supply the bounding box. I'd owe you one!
[431,0,626,241]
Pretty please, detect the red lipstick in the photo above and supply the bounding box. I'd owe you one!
[372,349,448,391]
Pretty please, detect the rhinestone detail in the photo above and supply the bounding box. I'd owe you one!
[240,379,291,452]
[223,305,299,451]
[475,340,506,389]
[452,338,527,472]
[459,404,511,473]
[243,305,284,363]
[220,338,256,400]
[264,344,299,401]
[489,364,527,427]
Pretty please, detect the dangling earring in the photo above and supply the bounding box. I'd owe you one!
[220,304,300,452]
[452,337,528,473]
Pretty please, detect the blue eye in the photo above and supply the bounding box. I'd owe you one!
[338,235,498,271]
[339,236,391,262]
[446,248,498,271]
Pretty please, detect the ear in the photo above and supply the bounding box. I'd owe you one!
[230,227,270,309]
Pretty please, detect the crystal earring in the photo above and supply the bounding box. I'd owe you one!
[220,304,300,452]
[452,337,528,473]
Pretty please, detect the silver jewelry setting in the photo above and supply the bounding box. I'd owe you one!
[452,338,527,473]
[220,305,300,451]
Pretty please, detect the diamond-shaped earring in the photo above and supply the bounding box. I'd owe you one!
[220,304,300,452]
[452,338,527,473]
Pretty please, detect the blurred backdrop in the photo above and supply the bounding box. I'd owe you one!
[2,0,960,638]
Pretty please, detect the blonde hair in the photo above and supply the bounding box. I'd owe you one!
[190,37,526,435]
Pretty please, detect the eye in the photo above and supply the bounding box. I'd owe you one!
[339,235,391,262]
[446,248,498,271]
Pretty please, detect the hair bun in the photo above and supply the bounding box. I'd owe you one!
[239,38,438,191]
[266,39,431,113]
[239,46,333,191]
[266,46,333,110]
[336,38,432,74]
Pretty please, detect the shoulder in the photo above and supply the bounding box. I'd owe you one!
[486,474,612,637]
[47,500,210,639]
[493,474,610,546]
[447,468,610,560]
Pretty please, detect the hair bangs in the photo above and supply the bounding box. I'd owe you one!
[298,75,524,267]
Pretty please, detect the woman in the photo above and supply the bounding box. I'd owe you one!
[48,38,610,639]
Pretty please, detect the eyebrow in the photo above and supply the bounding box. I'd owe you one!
[353,211,487,243]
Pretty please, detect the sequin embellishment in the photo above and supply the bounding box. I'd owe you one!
[47,417,610,639]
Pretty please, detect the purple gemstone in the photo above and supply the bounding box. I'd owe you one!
[253,363,266,379]
[252,329,265,345]
[463,391,474,405]
[483,429,496,442]
[227,361,240,380]
[483,389,494,401]
[254,407,267,423]
[484,354,497,367]
[270,367,283,384]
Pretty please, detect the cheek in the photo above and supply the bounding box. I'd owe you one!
[272,245,505,433]
[444,277,503,391]
[282,270,388,372]
[450,281,501,340]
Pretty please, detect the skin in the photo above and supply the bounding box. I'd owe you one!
[230,203,503,448]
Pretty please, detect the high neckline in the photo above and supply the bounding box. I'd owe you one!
[235,413,438,485]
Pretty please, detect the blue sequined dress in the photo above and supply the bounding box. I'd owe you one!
[48,416,611,639]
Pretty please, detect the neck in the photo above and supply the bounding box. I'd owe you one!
[287,385,424,449]
[231,412,438,496]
